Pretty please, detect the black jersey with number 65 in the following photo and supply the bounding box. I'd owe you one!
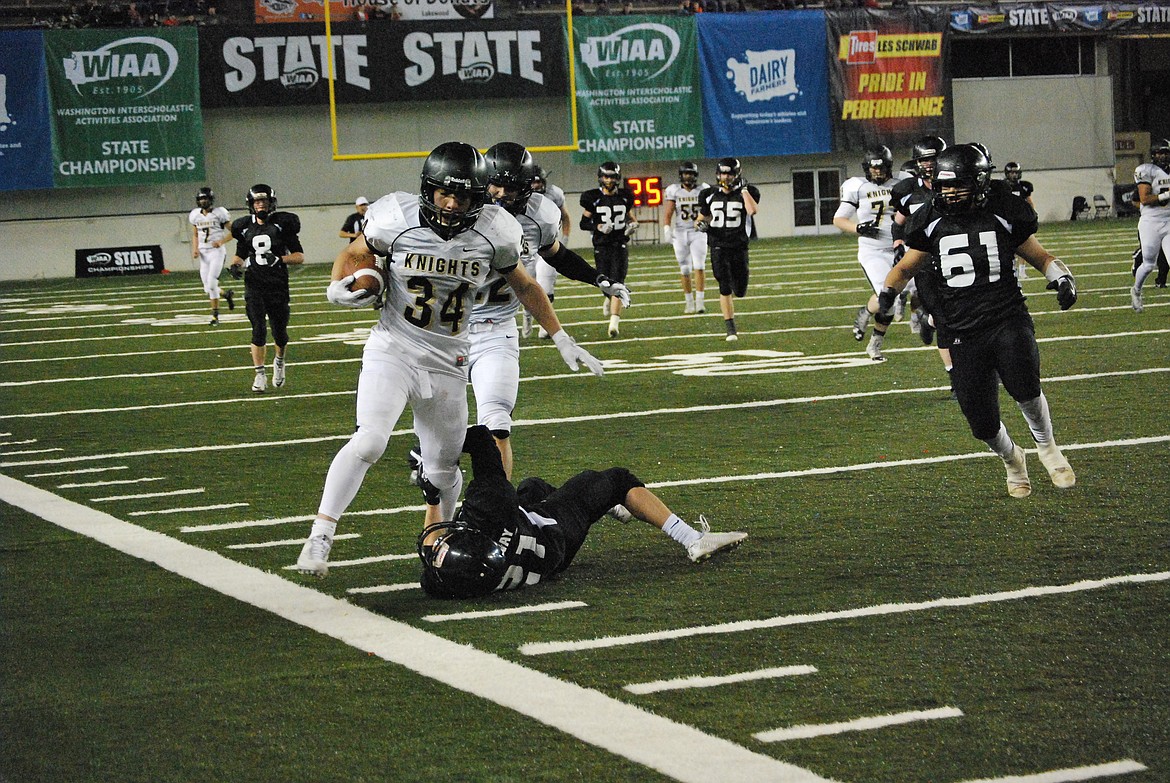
[698,185,761,249]
[903,189,1037,336]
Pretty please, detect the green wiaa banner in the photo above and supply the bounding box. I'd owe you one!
[570,15,703,166]
[44,28,204,188]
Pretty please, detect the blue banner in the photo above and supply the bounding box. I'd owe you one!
[697,11,832,158]
[0,30,54,192]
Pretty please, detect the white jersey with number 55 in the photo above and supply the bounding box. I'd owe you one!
[362,192,522,378]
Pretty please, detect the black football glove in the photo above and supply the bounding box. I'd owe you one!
[855,220,881,239]
[1047,274,1077,310]
[229,264,243,280]
[893,243,906,264]
[875,286,898,325]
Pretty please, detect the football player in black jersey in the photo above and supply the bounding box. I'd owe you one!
[580,161,637,337]
[880,144,1078,499]
[228,184,304,393]
[1002,162,1035,280]
[697,158,760,341]
[417,425,747,599]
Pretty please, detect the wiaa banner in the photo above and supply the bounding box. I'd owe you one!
[254,0,494,23]
[44,28,205,188]
[75,244,165,278]
[199,18,566,107]
[696,11,831,159]
[570,15,704,165]
[826,7,953,153]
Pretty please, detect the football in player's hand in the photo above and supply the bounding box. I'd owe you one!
[341,257,387,297]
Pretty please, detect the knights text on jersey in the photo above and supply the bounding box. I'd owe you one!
[362,193,522,376]
[230,212,302,291]
[471,192,560,324]
[664,182,709,230]
[1135,162,1170,217]
[189,206,231,248]
[903,191,1038,335]
[580,188,637,246]
[835,175,901,245]
[699,185,761,248]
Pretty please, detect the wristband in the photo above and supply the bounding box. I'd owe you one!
[1043,258,1072,284]
[1159,191,1169,204]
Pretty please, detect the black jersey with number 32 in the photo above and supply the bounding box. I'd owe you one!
[698,185,761,249]
[903,190,1037,336]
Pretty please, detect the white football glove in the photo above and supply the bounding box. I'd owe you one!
[662,224,673,242]
[551,330,604,376]
[624,221,639,237]
[326,275,380,308]
[596,275,631,308]
[596,222,614,235]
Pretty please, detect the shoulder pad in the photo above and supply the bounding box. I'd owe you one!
[271,211,301,235]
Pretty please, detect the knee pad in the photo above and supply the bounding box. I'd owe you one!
[349,426,390,465]
[678,260,693,276]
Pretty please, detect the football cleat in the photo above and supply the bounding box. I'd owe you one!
[684,300,696,314]
[272,358,285,388]
[224,289,235,310]
[209,315,219,326]
[1035,442,1076,488]
[296,533,333,578]
[537,326,550,340]
[725,333,738,342]
[917,309,936,345]
[686,516,747,563]
[251,372,267,393]
[608,325,620,338]
[1004,445,1032,498]
[1130,285,1144,313]
[852,306,871,341]
[521,312,533,338]
[866,335,886,362]
[607,504,634,523]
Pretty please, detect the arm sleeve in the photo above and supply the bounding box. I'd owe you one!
[540,243,600,285]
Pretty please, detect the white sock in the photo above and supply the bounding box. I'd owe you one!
[662,514,702,548]
[274,356,285,367]
[696,291,704,307]
[685,292,694,305]
[254,365,266,375]
[310,518,337,540]
[1017,393,1054,446]
[982,423,1016,460]
[609,314,620,331]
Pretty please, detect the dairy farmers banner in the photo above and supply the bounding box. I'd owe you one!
[199,18,566,107]
[43,28,204,188]
[826,7,953,152]
[0,31,54,192]
[696,11,831,159]
[570,16,704,165]
[254,0,493,23]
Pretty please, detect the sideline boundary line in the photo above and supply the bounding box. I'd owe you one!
[0,473,836,783]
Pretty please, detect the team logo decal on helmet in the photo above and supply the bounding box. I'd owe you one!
[716,157,741,178]
[418,521,507,598]
[597,160,621,190]
[484,141,537,215]
[419,141,489,239]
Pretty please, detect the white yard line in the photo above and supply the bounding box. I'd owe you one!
[754,707,963,742]
[951,760,1147,782]
[128,502,249,516]
[347,583,420,594]
[90,487,204,502]
[58,476,166,488]
[0,474,837,783]
[423,600,589,623]
[227,533,360,550]
[625,666,818,695]
[519,571,1170,656]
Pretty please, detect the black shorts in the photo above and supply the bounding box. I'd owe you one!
[950,312,1041,441]
[711,245,749,297]
[517,467,643,573]
[593,244,629,284]
[245,284,291,347]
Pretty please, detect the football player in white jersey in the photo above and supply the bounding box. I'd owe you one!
[1131,138,1170,312]
[469,141,621,478]
[834,145,911,361]
[525,166,573,335]
[662,162,710,314]
[298,142,600,578]
[188,186,233,325]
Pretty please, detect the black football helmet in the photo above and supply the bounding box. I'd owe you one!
[679,161,699,187]
[484,142,537,215]
[531,166,549,192]
[911,135,948,180]
[597,161,621,190]
[1004,161,1022,182]
[862,145,893,183]
[899,159,918,177]
[716,157,741,180]
[246,184,276,220]
[418,521,507,599]
[419,142,489,239]
[1152,139,1170,168]
[195,186,214,208]
[933,144,993,215]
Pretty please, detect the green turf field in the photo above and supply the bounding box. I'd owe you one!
[2,217,1167,783]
